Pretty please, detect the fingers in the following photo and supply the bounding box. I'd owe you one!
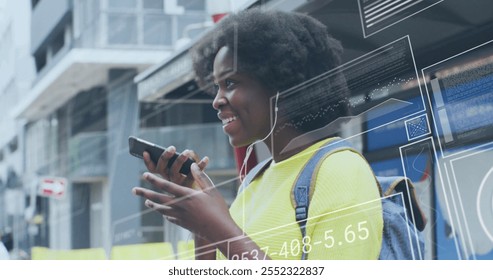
[155,146,177,179]
[197,156,209,171]
[165,216,181,226]
[132,187,174,205]
[170,149,194,180]
[143,172,192,197]
[155,147,200,183]
[191,163,214,191]
[144,199,180,217]
[135,191,186,227]
[182,149,200,162]
[143,151,157,172]
[188,157,209,189]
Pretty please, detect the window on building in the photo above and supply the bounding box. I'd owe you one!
[177,14,208,40]
[108,0,137,9]
[34,49,46,72]
[177,0,205,11]
[143,0,164,10]
[8,136,18,153]
[143,15,172,45]
[51,30,65,57]
[107,14,138,45]
[71,183,90,249]
[31,0,40,9]
[71,87,107,135]
[33,196,50,247]
[102,0,207,48]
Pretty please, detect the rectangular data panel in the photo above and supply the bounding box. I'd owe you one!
[434,143,493,259]
[274,36,425,157]
[423,40,493,156]
[358,0,443,37]
[369,138,435,259]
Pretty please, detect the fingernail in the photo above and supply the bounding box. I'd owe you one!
[145,200,153,208]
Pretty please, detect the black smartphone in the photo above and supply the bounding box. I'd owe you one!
[128,136,194,175]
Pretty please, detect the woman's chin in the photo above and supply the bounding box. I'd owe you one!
[228,136,251,148]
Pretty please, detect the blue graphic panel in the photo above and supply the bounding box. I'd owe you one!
[366,96,425,151]
[405,114,430,140]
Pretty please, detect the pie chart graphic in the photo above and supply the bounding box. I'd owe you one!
[477,166,493,242]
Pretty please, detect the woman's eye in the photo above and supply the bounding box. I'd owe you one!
[225,79,236,89]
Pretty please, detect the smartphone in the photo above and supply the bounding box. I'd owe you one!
[128,136,194,175]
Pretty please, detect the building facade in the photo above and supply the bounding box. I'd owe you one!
[0,0,36,259]
[2,0,221,258]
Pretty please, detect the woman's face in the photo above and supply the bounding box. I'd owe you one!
[212,46,276,147]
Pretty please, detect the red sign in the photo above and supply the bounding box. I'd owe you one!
[38,177,67,199]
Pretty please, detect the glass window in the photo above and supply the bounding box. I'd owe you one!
[143,0,164,10]
[31,0,40,9]
[107,14,138,45]
[177,0,205,11]
[51,30,65,56]
[108,0,136,9]
[34,50,46,72]
[83,0,100,26]
[177,14,208,40]
[8,136,18,153]
[143,15,172,45]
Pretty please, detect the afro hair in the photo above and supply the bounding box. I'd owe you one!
[191,8,350,131]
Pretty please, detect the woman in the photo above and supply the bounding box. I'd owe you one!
[132,9,383,260]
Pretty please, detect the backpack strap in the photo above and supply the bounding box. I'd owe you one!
[295,139,427,260]
[376,176,427,231]
[293,138,354,260]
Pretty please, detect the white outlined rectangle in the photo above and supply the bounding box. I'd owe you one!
[274,36,426,157]
[358,0,444,38]
[405,113,431,141]
[448,145,493,259]
[228,193,421,260]
[422,39,493,158]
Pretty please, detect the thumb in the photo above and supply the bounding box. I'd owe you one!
[191,163,214,191]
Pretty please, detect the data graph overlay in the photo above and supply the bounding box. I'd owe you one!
[274,36,424,157]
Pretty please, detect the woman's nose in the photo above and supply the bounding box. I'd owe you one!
[212,91,227,110]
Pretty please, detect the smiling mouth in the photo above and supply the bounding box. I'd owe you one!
[222,116,238,125]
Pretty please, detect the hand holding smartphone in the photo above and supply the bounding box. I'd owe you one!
[128,136,194,175]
